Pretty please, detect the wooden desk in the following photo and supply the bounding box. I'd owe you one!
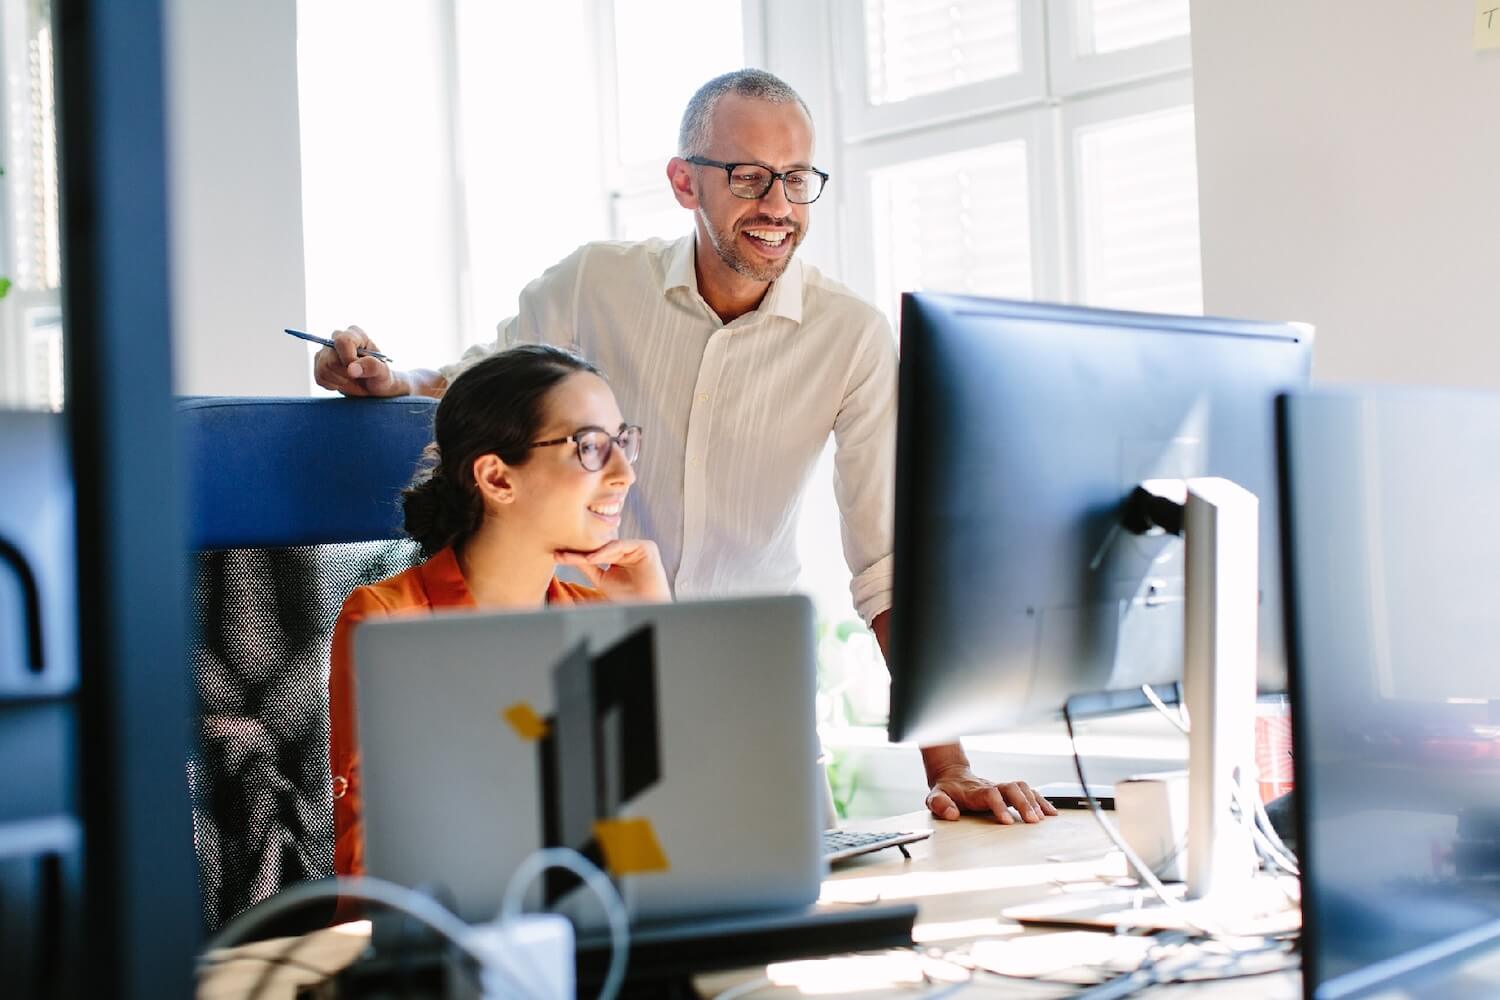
[199,809,1305,998]
[694,810,1301,998]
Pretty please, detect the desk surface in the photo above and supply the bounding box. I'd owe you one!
[695,809,1301,999]
[198,809,1500,999]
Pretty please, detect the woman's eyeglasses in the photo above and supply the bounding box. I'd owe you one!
[530,425,643,472]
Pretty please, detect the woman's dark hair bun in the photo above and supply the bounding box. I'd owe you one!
[401,345,601,555]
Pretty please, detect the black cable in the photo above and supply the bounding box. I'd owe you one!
[1158,957,1300,988]
[245,929,328,1000]
[1061,699,1203,929]
[1061,701,1111,830]
[197,950,338,980]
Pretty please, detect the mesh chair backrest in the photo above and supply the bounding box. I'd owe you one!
[188,541,423,929]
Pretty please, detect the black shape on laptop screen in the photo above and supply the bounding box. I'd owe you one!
[538,626,661,904]
[1280,387,1500,999]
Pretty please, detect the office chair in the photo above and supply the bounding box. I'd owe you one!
[180,396,436,930]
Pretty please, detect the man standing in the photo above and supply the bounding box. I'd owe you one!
[313,69,1055,826]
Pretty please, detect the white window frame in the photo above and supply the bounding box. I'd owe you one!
[761,0,1202,749]
[839,107,1064,316]
[830,0,1049,142]
[598,0,765,238]
[1057,74,1196,309]
[813,0,1195,315]
[1045,0,1192,97]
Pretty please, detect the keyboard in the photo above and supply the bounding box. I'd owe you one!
[822,828,932,864]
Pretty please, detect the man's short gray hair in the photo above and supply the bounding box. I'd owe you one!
[677,68,811,157]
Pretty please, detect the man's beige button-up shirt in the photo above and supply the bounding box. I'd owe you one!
[441,234,896,624]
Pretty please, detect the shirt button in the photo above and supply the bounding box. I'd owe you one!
[698,392,710,403]
[689,457,702,468]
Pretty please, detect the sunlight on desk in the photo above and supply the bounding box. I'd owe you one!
[970,930,1153,979]
[765,950,965,994]
[910,916,1022,944]
[818,855,1125,905]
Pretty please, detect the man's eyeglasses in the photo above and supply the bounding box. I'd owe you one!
[684,156,830,205]
[530,424,643,472]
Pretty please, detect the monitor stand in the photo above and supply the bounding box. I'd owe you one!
[1009,478,1291,936]
[1182,476,1259,902]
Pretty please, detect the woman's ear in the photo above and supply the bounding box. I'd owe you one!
[471,454,515,507]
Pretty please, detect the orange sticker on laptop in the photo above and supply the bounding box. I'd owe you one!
[592,817,670,875]
[501,703,548,742]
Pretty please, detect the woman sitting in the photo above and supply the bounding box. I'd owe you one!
[328,344,669,876]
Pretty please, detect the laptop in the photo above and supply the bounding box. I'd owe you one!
[353,595,825,926]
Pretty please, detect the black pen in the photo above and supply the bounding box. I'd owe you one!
[283,328,393,364]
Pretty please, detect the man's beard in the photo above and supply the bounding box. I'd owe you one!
[699,210,805,283]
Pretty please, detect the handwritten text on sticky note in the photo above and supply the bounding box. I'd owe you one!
[1478,0,1500,50]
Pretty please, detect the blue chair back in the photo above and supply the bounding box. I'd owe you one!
[179,396,436,929]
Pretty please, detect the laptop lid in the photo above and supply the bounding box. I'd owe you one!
[353,595,824,925]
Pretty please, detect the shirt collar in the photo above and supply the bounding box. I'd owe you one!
[663,233,698,293]
[418,545,582,608]
[416,546,477,610]
[662,233,804,326]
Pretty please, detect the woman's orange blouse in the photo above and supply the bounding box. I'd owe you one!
[328,546,603,876]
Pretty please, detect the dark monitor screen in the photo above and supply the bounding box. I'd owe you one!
[1281,387,1500,999]
[0,412,75,696]
[889,294,1311,744]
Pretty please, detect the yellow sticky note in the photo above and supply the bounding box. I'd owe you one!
[1478,0,1500,50]
[500,702,548,742]
[592,817,670,876]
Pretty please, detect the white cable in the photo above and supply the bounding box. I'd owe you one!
[1139,683,1300,877]
[197,875,536,998]
[1063,705,1227,938]
[1251,786,1299,865]
[1232,782,1300,877]
[1081,790,1228,938]
[501,847,630,1000]
[1140,683,1189,735]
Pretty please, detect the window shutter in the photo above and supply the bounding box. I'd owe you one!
[864,0,1022,106]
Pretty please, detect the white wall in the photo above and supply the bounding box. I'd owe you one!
[1191,0,1500,388]
[166,0,309,396]
[297,1,467,376]
[453,0,610,351]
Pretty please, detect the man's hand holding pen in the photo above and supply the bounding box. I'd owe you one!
[312,325,409,398]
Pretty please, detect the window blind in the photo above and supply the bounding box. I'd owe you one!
[1076,0,1190,56]
[863,0,1021,106]
[1077,105,1202,315]
[871,141,1033,325]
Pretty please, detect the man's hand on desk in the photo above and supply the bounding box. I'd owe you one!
[925,763,1058,825]
[872,617,1058,827]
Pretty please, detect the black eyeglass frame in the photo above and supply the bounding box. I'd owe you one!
[684,155,831,204]
[530,424,643,472]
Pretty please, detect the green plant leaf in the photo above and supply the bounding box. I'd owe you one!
[834,619,867,643]
[0,277,11,299]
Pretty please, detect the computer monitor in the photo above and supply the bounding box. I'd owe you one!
[0,411,83,997]
[1281,386,1500,999]
[888,294,1312,745]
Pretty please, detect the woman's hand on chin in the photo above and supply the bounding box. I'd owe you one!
[554,539,672,603]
